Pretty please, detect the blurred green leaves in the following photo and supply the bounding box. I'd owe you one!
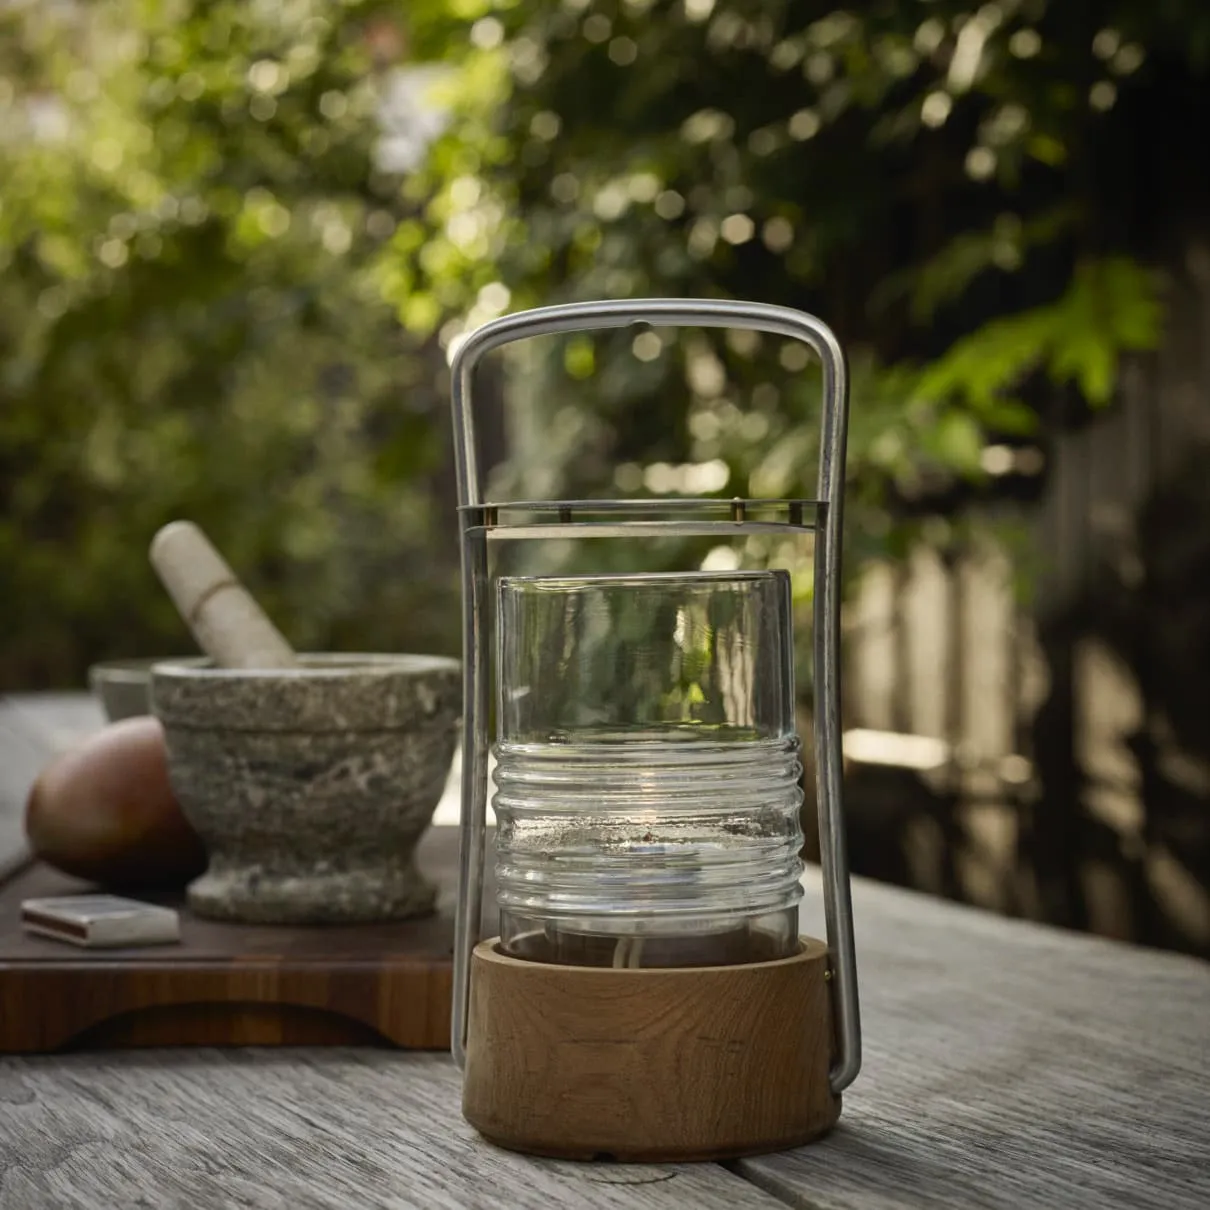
[911,256,1163,418]
[387,0,1190,613]
[2,0,1201,692]
[0,1,458,688]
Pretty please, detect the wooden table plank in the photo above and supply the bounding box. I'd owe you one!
[0,1050,787,1209]
[756,878,1210,1210]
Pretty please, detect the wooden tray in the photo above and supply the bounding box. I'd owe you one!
[0,826,490,1053]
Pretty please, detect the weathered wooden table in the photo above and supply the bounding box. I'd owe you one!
[2,694,1208,1209]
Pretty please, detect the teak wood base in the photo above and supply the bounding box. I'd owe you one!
[462,936,840,1162]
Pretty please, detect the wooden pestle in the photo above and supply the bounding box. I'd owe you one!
[149,521,298,669]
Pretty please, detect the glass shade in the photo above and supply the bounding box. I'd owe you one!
[492,570,804,967]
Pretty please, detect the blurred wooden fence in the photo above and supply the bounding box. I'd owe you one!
[842,235,1210,959]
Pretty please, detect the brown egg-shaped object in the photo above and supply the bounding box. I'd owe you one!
[25,716,208,889]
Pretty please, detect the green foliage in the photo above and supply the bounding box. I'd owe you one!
[0,0,458,688]
[3,0,1203,692]
[911,256,1162,417]
[390,0,1192,608]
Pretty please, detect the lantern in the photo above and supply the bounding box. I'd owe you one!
[448,300,860,1162]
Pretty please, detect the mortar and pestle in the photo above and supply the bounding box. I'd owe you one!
[27,522,460,924]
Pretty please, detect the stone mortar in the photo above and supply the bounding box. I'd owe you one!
[151,653,461,925]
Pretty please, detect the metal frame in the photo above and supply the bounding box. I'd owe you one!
[447,298,861,1095]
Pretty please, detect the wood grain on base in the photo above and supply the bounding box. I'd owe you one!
[463,937,839,1162]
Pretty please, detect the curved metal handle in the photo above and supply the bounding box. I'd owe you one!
[450,298,846,510]
[449,298,861,1095]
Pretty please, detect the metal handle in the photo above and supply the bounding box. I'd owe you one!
[448,298,861,1095]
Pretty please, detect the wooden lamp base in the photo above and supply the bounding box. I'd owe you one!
[462,936,840,1162]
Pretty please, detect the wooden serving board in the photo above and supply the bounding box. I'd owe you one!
[0,826,492,1053]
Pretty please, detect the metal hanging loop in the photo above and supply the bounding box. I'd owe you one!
[447,298,861,1096]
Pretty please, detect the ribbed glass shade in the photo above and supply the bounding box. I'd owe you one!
[492,571,804,968]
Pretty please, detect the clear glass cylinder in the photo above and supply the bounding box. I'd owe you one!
[493,570,804,968]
